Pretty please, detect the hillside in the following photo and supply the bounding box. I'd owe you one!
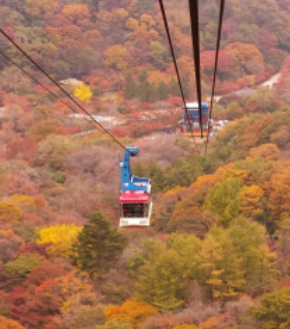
[1,0,290,329]
[0,0,290,95]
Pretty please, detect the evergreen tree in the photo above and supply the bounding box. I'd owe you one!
[124,74,137,100]
[169,78,180,97]
[138,71,151,102]
[71,212,126,277]
[181,77,191,99]
[138,71,148,84]
[149,83,158,103]
[140,81,151,102]
[157,81,169,100]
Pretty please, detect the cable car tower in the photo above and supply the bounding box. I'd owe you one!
[118,146,153,228]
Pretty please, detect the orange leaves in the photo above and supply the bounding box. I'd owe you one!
[33,196,48,208]
[61,4,91,22]
[199,316,221,329]
[147,71,171,86]
[27,119,66,142]
[0,202,23,224]
[268,165,290,220]
[0,315,26,329]
[190,174,220,191]
[57,271,98,314]
[83,30,103,46]
[105,300,158,328]
[223,42,264,70]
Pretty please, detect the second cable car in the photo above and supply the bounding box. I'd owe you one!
[118,145,153,228]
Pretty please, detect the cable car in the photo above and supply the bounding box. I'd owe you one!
[118,145,153,228]
[179,102,211,137]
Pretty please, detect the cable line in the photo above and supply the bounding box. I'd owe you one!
[0,28,126,150]
[0,49,108,136]
[205,0,225,156]
[188,0,203,138]
[158,0,197,149]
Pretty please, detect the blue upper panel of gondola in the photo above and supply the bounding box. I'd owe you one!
[118,146,151,193]
[183,102,209,120]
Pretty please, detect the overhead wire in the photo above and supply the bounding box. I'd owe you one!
[205,0,225,156]
[158,0,199,154]
[0,27,126,150]
[188,0,203,138]
[0,49,105,130]
[0,49,108,137]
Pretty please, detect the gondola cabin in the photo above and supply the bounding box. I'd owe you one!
[179,102,211,137]
[118,146,153,228]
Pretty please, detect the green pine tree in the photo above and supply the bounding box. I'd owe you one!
[169,78,180,97]
[124,74,137,100]
[157,81,169,100]
[138,71,148,84]
[140,81,151,102]
[71,212,126,277]
[181,77,191,99]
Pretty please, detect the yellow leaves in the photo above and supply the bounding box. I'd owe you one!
[140,14,156,30]
[9,194,34,211]
[222,167,248,184]
[239,185,264,217]
[126,18,139,30]
[105,300,158,329]
[164,185,187,197]
[36,224,81,258]
[105,45,128,70]
[114,8,129,20]
[248,143,280,161]
[74,82,93,102]
[149,29,159,40]
[0,202,23,224]
[217,120,239,138]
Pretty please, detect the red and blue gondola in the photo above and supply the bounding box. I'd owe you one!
[118,146,153,228]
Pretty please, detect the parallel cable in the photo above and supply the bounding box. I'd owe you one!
[158,0,198,151]
[0,49,107,135]
[205,0,225,155]
[188,0,203,138]
[0,28,126,150]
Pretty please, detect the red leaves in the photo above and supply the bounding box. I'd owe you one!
[6,138,38,161]
[24,261,66,287]
[16,243,50,259]
[111,127,130,138]
[98,80,110,91]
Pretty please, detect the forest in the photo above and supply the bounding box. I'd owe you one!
[1,0,290,329]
